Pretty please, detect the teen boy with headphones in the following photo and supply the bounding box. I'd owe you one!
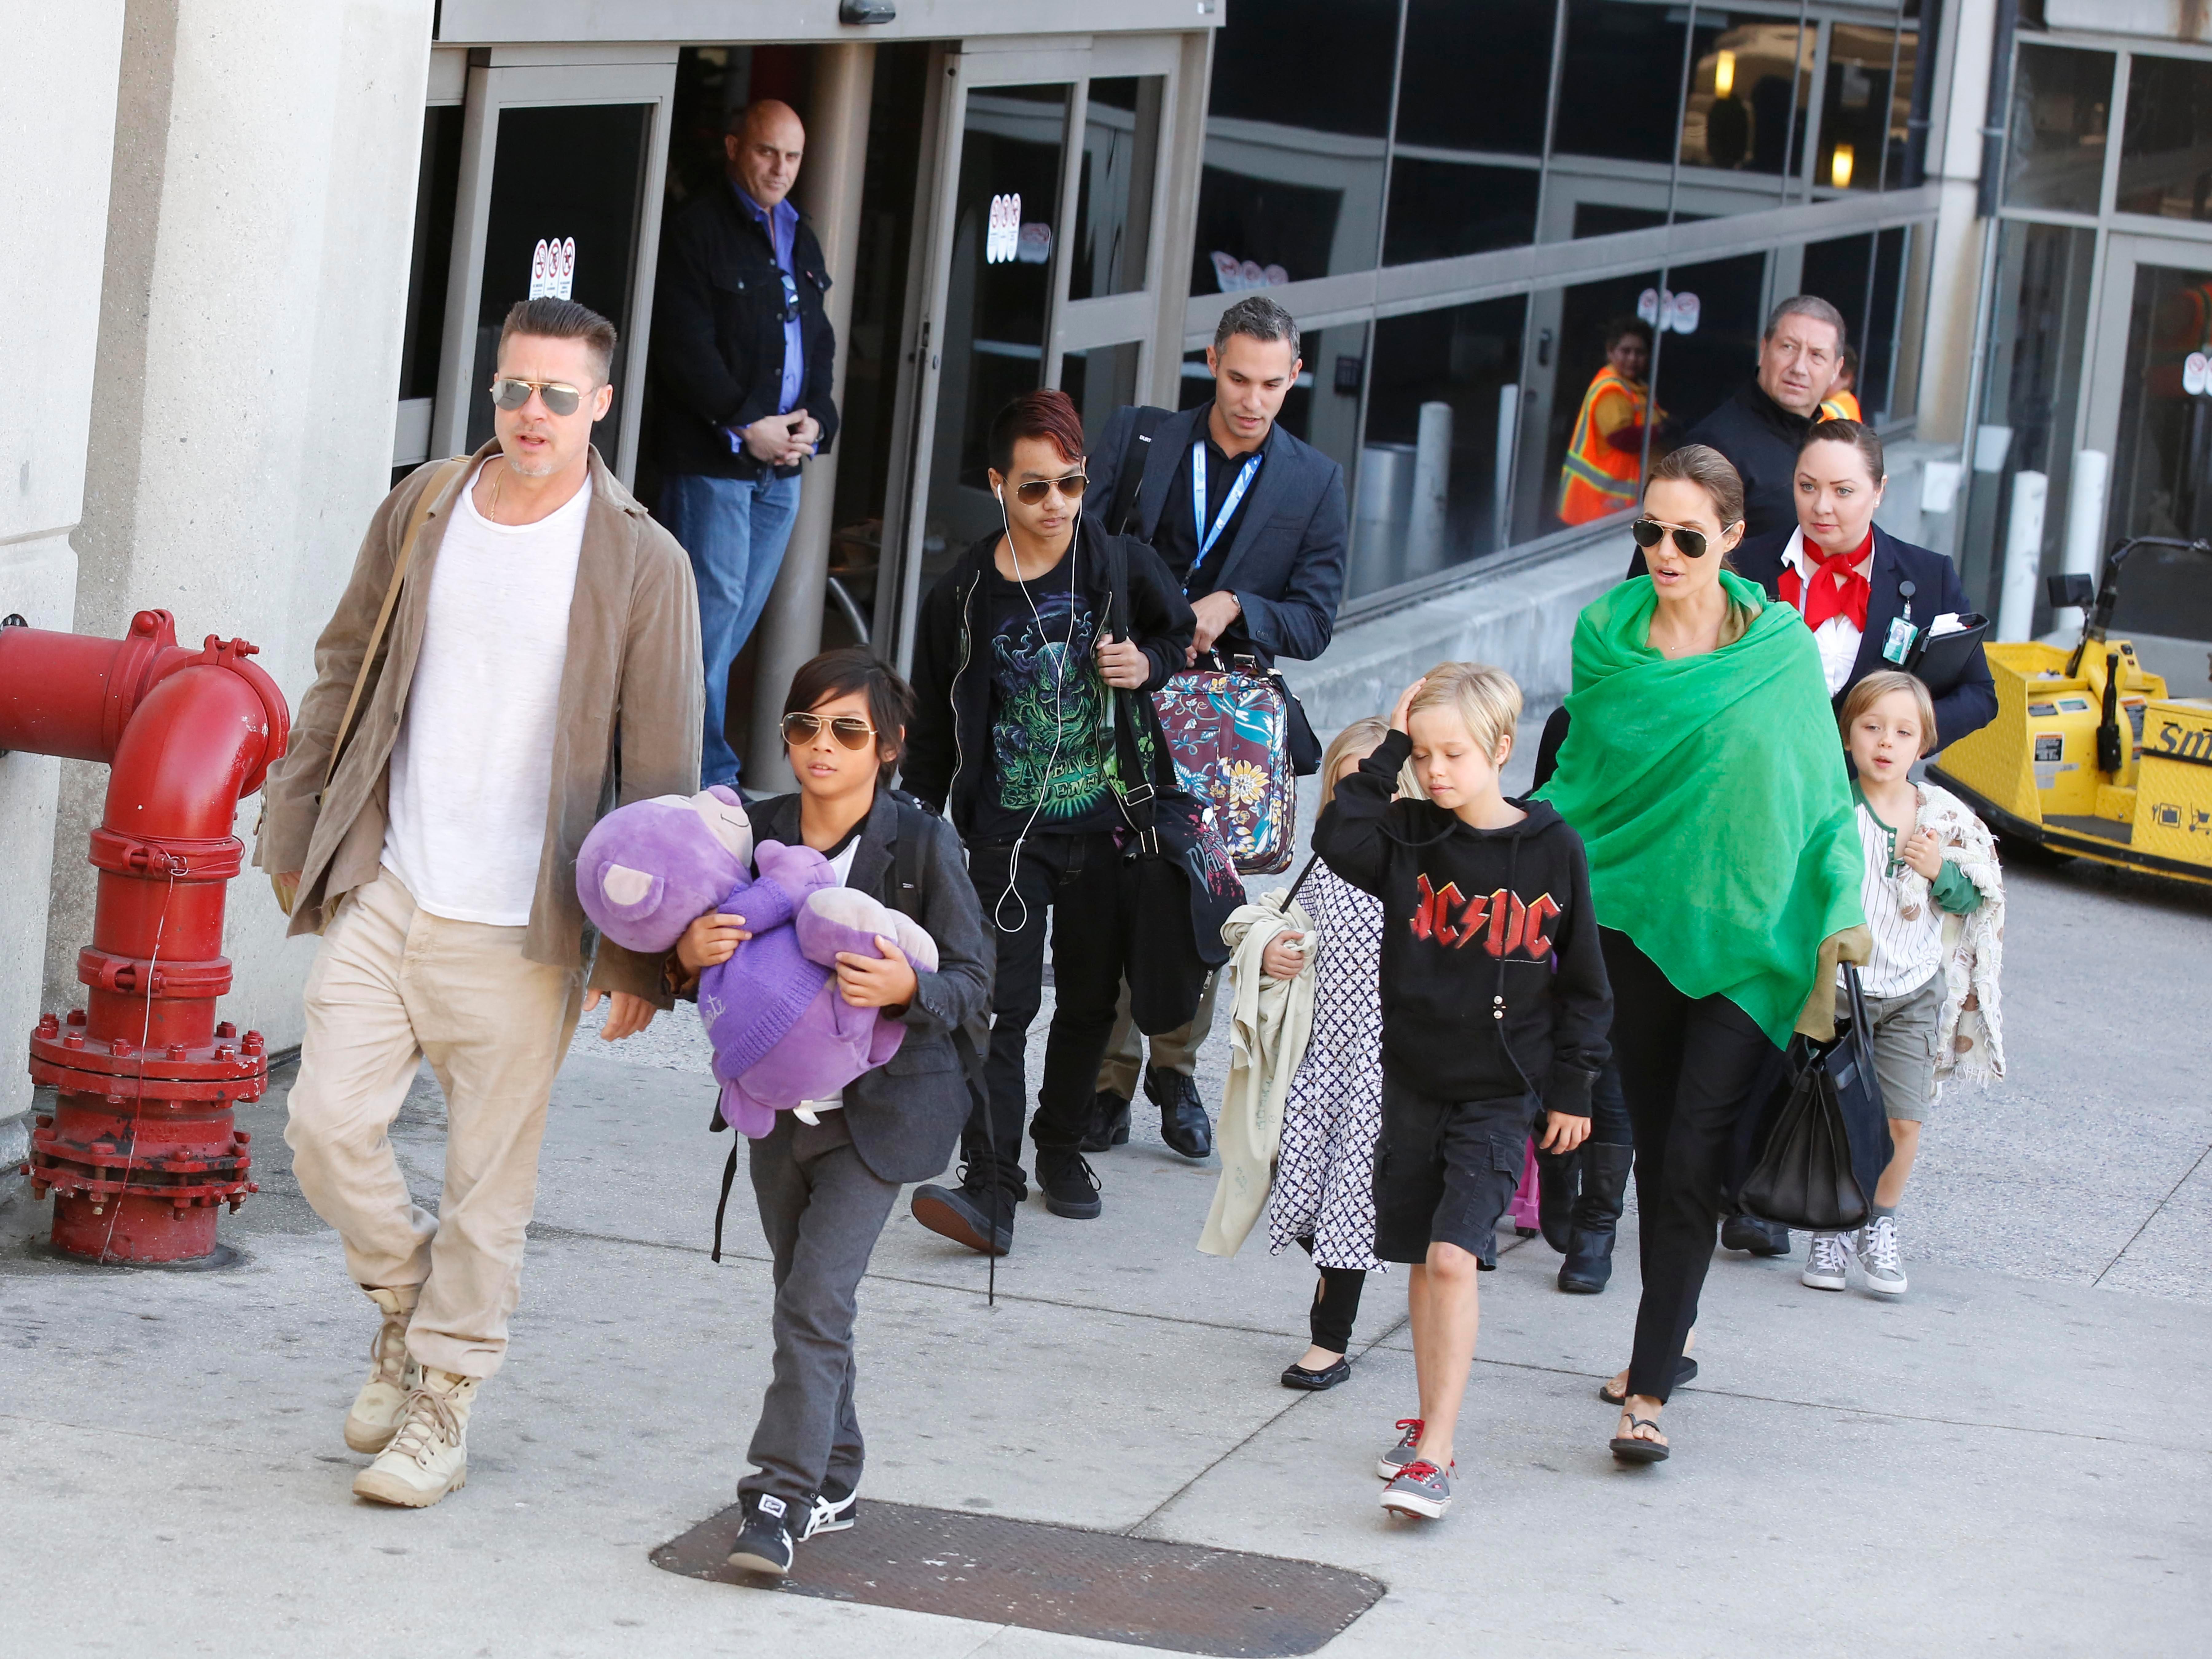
[902,390,1194,1251]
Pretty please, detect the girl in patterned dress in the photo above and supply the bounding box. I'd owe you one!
[1266,717,1392,1392]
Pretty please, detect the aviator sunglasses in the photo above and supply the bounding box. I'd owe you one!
[1631,516,1713,560]
[780,711,878,750]
[1006,472,1090,506]
[491,377,588,417]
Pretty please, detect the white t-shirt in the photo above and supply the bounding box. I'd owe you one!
[1782,527,1867,697]
[794,835,864,1123]
[382,463,590,925]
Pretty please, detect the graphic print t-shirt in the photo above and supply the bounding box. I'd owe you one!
[972,554,1120,842]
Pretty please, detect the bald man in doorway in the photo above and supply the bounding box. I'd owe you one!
[651,99,841,788]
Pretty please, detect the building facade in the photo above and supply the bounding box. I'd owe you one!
[1,0,2208,1201]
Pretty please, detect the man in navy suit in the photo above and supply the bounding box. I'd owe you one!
[1082,295,1349,1158]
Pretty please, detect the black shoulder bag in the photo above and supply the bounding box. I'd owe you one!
[1741,965,1894,1231]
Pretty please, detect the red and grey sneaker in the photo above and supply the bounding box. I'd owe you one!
[1374,1417,1425,1481]
[1379,1458,1455,1519]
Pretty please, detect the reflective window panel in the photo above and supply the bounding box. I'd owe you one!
[1955,222,2097,614]
[1395,0,1554,158]
[1553,1,1692,167]
[1383,160,1540,265]
[1061,340,1142,450]
[1071,77,1161,300]
[2118,53,2212,222]
[1644,250,1772,451]
[1532,267,1664,540]
[2109,259,2212,639]
[1818,22,1906,192]
[1679,19,1809,179]
[920,84,1068,591]
[1356,296,1530,598]
[1194,0,1397,290]
[2004,44,2114,215]
[1801,226,1909,423]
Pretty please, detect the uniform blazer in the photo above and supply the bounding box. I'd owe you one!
[649,183,839,481]
[743,791,994,1185]
[1734,523,1998,748]
[1086,402,1347,666]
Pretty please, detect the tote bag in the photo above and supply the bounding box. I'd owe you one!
[1741,966,1893,1231]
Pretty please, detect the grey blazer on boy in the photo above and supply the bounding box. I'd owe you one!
[744,790,993,1185]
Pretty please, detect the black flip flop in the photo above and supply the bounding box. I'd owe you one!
[1596,1355,1697,1405]
[1610,1415,1670,1463]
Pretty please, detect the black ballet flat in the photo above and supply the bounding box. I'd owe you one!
[1280,1356,1352,1391]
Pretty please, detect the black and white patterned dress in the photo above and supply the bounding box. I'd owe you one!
[1266,861,1386,1271]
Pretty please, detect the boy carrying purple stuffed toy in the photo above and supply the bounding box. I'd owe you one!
[575,786,938,1135]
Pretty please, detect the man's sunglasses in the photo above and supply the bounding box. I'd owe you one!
[1631,517,1713,560]
[780,712,878,750]
[1009,472,1090,505]
[491,377,588,417]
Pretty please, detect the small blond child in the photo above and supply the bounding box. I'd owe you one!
[1805,669,2005,1299]
[1314,663,1613,1521]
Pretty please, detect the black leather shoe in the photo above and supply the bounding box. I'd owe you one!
[1146,1067,1213,1159]
[1280,1356,1352,1391]
[1079,1090,1132,1154]
[1036,1147,1103,1220]
[911,1180,1014,1255]
[1720,1213,1792,1257]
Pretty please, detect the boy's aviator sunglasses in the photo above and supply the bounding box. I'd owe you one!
[780,711,877,750]
[491,377,586,417]
[1009,472,1089,505]
[1631,516,1712,559]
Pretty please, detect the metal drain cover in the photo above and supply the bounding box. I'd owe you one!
[651,1500,1386,1656]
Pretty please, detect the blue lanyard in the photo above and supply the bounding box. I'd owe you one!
[1190,442,1262,579]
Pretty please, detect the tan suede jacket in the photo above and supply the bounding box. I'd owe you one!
[254,443,703,1003]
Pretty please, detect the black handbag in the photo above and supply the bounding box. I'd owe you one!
[1741,966,1893,1231]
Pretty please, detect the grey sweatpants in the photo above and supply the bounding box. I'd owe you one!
[737,1111,900,1512]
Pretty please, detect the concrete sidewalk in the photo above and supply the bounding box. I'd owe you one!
[3,859,2208,1657]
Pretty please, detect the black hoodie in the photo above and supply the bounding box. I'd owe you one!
[1313,728,1611,1115]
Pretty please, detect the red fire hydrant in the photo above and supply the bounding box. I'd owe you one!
[3,609,290,1263]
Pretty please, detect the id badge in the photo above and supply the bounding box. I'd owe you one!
[1883,616,1919,665]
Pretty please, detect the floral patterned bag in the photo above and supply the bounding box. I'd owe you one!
[1151,665,1299,875]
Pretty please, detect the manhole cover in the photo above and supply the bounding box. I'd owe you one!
[651,1500,1386,1657]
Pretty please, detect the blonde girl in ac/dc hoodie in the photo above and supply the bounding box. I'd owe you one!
[1315,662,1612,1524]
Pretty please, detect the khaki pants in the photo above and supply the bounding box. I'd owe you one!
[1095,970,1220,1100]
[285,871,583,1379]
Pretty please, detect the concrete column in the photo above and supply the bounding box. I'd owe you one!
[1997,470,2049,643]
[59,0,435,1051]
[0,1,125,1203]
[746,43,877,793]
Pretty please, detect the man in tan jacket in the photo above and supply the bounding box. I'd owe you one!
[256,297,701,1508]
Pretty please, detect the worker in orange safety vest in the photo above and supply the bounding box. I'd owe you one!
[1818,344,1862,422]
[1558,317,1662,525]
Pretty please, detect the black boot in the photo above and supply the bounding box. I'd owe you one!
[1145,1066,1213,1159]
[1079,1089,1131,1154]
[1536,1147,1580,1253]
[1558,1141,1632,1293]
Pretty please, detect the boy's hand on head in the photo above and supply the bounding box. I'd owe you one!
[1390,677,1425,733]
[1539,1111,1591,1153]
[1095,630,1149,690]
[676,912,751,973]
[835,935,919,1009]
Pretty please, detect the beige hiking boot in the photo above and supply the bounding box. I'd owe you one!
[343,1286,421,1454]
[352,1369,477,1508]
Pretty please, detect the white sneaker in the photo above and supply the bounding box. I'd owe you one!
[1854,1214,1908,1296]
[343,1286,420,1453]
[352,1370,477,1508]
[1801,1230,1851,1291]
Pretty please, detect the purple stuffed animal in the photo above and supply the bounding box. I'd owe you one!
[574,803,939,1139]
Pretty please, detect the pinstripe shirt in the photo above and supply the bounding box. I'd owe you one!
[1849,783,1983,997]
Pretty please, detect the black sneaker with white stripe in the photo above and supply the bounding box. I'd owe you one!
[798,1477,858,1541]
[728,1492,795,1575]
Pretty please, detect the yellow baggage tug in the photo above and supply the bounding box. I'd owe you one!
[1930,536,2212,888]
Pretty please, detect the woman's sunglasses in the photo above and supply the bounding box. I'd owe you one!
[491,377,586,417]
[1631,517,1711,560]
[1009,472,1089,505]
[780,712,878,750]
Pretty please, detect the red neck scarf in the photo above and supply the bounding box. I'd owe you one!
[1780,530,1873,631]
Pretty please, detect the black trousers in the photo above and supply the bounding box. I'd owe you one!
[1602,929,1783,1404]
[962,832,1130,1198]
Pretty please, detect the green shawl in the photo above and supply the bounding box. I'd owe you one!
[1535,571,1864,1045]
